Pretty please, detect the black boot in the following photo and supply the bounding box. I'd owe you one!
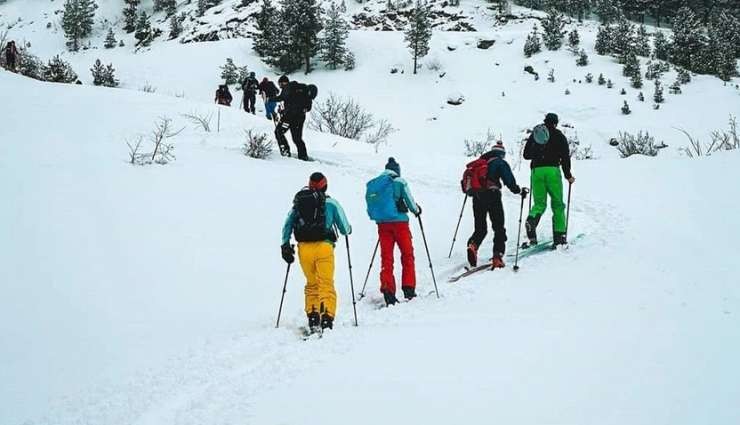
[525,215,540,246]
[320,314,334,330]
[402,286,416,300]
[552,232,568,249]
[383,291,399,306]
[307,312,320,333]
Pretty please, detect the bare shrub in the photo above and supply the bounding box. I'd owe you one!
[126,117,184,165]
[615,131,662,158]
[309,93,396,147]
[679,115,739,158]
[126,136,148,165]
[242,129,273,159]
[464,129,497,157]
[140,82,157,93]
[426,57,443,71]
[569,132,594,160]
[181,111,213,132]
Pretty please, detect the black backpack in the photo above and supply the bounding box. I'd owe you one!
[292,188,335,242]
[293,83,318,112]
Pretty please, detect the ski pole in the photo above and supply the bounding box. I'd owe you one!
[344,235,359,326]
[513,189,528,272]
[447,195,468,258]
[359,238,380,300]
[528,171,533,213]
[565,182,572,237]
[275,263,291,328]
[217,107,221,133]
[416,215,440,299]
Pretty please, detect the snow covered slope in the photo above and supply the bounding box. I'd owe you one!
[2,1,740,424]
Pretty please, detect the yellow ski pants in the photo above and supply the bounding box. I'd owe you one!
[297,242,337,318]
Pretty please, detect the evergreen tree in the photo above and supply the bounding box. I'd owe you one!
[405,0,432,75]
[594,25,612,55]
[154,0,177,16]
[523,24,542,57]
[104,27,117,48]
[541,9,566,50]
[576,49,588,66]
[135,11,153,46]
[568,28,580,48]
[612,18,635,57]
[123,0,140,33]
[220,58,240,84]
[91,59,119,87]
[634,24,651,56]
[43,55,78,83]
[320,2,350,70]
[653,78,664,103]
[607,79,613,88]
[344,51,356,71]
[547,68,555,82]
[169,13,185,39]
[61,0,98,51]
[585,72,594,83]
[621,100,631,114]
[598,73,606,85]
[714,40,738,81]
[622,51,640,77]
[653,31,670,60]
[676,67,691,84]
[638,91,645,101]
[631,66,643,88]
[253,0,280,58]
[595,0,622,24]
[670,7,706,72]
[282,0,323,73]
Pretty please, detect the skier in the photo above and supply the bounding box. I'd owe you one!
[366,158,421,306]
[281,172,352,333]
[258,77,279,122]
[4,40,18,72]
[464,141,524,268]
[269,75,315,161]
[523,113,575,248]
[241,72,259,115]
[214,84,233,106]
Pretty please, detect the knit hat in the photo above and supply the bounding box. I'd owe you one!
[278,75,289,84]
[308,172,327,192]
[491,141,506,158]
[385,157,401,175]
[544,112,559,126]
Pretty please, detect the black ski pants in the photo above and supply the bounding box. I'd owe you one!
[467,190,507,255]
[244,91,256,114]
[275,111,308,160]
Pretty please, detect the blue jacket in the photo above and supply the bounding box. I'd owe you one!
[487,157,519,193]
[282,197,352,245]
[374,170,420,223]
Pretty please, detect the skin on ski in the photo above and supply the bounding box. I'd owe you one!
[448,262,495,282]
[507,233,586,260]
[298,326,323,341]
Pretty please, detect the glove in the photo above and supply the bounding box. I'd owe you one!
[414,204,422,217]
[521,187,530,198]
[511,185,521,195]
[281,244,295,264]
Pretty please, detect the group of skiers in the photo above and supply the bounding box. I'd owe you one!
[3,40,19,72]
[280,113,576,334]
[215,73,315,161]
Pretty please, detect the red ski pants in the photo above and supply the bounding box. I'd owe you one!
[378,222,416,294]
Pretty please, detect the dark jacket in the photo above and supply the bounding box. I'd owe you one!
[215,86,232,106]
[242,77,259,93]
[5,42,18,60]
[259,80,279,98]
[523,127,572,179]
[271,81,307,115]
[481,153,520,193]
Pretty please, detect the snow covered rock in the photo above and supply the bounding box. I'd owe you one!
[446,92,465,105]
[477,39,496,49]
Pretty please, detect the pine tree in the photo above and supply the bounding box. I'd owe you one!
[220,58,239,84]
[104,63,119,87]
[612,18,635,57]
[344,51,356,71]
[576,49,588,66]
[653,31,670,60]
[135,11,153,46]
[169,13,185,39]
[104,27,117,48]
[282,0,323,73]
[607,79,613,88]
[653,78,664,103]
[547,68,555,82]
[43,55,78,83]
[598,73,606,85]
[594,25,612,55]
[631,67,643,88]
[622,51,640,77]
[405,0,432,75]
[621,100,631,114]
[568,28,580,48]
[620,88,627,95]
[123,0,139,33]
[676,67,691,84]
[595,0,622,24]
[541,9,566,50]
[61,0,98,51]
[670,7,706,72]
[164,0,177,16]
[340,0,347,13]
[253,0,280,57]
[320,2,350,70]
[638,91,645,101]
[635,24,651,56]
[523,25,542,57]
[585,72,594,83]
[91,59,106,85]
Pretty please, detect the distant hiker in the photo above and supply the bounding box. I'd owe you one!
[366,158,421,306]
[259,77,279,122]
[462,141,523,269]
[269,75,317,161]
[215,84,232,106]
[4,40,18,72]
[523,113,575,248]
[281,172,352,333]
[241,71,259,115]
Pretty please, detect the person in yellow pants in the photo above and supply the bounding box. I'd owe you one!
[281,172,352,333]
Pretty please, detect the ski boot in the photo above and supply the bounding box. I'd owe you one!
[491,253,505,269]
[402,286,416,300]
[524,216,540,248]
[383,291,399,306]
[551,232,568,250]
[307,312,321,334]
[320,314,334,330]
[467,242,479,267]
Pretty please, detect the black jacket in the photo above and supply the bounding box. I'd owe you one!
[271,81,307,115]
[523,127,572,179]
[215,86,232,106]
[259,80,279,98]
[242,77,259,93]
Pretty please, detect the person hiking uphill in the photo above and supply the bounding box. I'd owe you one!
[215,84,233,106]
[269,75,316,161]
[523,113,575,248]
[4,40,18,72]
[366,158,421,306]
[464,141,525,268]
[259,77,279,122]
[281,172,352,333]
[241,72,259,115]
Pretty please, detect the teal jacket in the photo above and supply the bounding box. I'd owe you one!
[282,197,352,245]
[376,170,420,223]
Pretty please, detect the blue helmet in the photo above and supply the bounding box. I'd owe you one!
[532,124,550,145]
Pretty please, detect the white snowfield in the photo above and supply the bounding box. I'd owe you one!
[1,3,740,424]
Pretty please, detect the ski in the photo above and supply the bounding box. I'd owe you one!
[297,326,323,341]
[508,233,586,261]
[448,263,502,283]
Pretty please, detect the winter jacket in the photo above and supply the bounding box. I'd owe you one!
[523,127,572,179]
[215,86,232,106]
[259,80,279,98]
[282,196,352,246]
[482,155,520,193]
[270,81,307,115]
[373,170,420,224]
[242,77,259,93]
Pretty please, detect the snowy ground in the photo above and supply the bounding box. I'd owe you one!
[2,2,740,424]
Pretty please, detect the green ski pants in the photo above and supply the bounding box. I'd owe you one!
[528,166,566,233]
